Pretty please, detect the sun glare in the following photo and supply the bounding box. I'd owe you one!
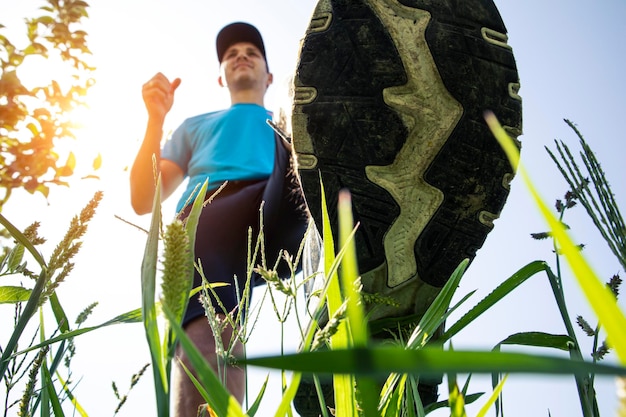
[14,51,115,186]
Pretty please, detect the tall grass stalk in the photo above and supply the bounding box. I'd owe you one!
[548,120,626,271]
[486,112,626,362]
[486,112,626,417]
[1,192,143,416]
[254,225,311,406]
[138,177,252,417]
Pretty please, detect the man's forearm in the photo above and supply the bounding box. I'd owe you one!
[130,118,164,214]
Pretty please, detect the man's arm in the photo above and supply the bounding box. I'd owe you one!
[130,73,184,215]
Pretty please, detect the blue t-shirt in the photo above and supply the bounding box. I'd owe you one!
[162,103,276,212]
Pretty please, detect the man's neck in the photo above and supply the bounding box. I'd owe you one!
[230,90,265,107]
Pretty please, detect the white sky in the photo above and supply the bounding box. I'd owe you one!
[1,0,626,416]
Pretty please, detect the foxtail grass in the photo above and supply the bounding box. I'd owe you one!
[0,191,146,416]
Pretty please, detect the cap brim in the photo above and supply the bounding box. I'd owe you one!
[216,22,267,63]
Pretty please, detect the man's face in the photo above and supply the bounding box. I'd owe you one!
[219,41,272,91]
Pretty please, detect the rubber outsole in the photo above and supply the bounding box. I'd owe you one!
[292,0,522,323]
[291,0,522,415]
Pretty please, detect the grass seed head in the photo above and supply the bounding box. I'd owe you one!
[161,219,192,322]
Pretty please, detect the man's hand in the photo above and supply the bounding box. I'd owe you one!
[131,73,184,215]
[142,73,181,122]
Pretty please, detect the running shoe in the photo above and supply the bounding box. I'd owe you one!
[291,0,522,414]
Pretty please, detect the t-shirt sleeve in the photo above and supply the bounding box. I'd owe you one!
[161,123,190,175]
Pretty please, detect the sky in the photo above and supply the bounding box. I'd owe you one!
[1,0,626,416]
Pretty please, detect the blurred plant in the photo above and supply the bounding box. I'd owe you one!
[0,191,146,416]
[0,192,98,416]
[0,0,99,210]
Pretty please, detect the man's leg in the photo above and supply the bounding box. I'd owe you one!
[172,315,245,417]
[173,181,267,416]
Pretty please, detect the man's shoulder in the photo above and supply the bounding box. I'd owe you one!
[184,109,227,124]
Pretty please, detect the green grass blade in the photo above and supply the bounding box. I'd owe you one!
[0,212,47,267]
[177,358,268,417]
[183,179,208,251]
[3,240,25,272]
[424,393,485,414]
[40,367,51,417]
[319,181,357,417]
[50,292,70,333]
[240,346,626,377]
[47,339,67,382]
[338,190,378,417]
[100,307,144,325]
[177,358,212,406]
[142,177,161,323]
[273,372,302,417]
[13,307,142,356]
[408,258,469,350]
[0,269,48,380]
[476,374,508,417]
[380,374,406,417]
[495,331,574,351]
[0,285,31,303]
[163,306,245,417]
[141,175,168,416]
[486,111,626,364]
[57,372,89,417]
[180,179,208,322]
[448,372,468,417]
[321,183,344,347]
[441,260,547,342]
[42,361,65,417]
[246,374,269,417]
[406,376,425,417]
[337,190,367,345]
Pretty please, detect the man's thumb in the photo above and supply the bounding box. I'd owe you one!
[171,77,182,92]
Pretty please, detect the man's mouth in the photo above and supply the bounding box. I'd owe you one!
[234,63,252,70]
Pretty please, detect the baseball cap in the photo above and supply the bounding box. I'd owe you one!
[216,22,267,65]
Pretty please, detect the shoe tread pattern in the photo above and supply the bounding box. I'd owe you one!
[293,0,522,289]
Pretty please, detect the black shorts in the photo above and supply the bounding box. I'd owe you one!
[178,136,309,327]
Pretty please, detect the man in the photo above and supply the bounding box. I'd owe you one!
[130,22,308,417]
[133,0,523,414]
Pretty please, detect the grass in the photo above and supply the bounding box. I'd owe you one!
[157,115,626,416]
[1,116,625,416]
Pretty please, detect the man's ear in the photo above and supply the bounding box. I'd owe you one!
[218,75,225,87]
[266,72,274,89]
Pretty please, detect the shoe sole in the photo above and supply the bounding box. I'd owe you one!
[292,0,521,414]
[292,0,522,325]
